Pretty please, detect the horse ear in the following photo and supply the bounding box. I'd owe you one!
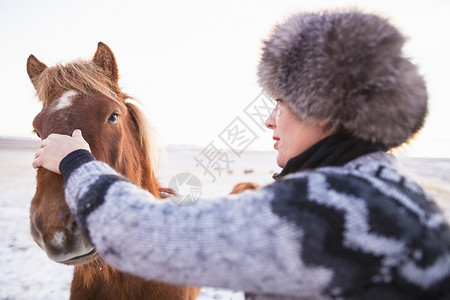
[93,42,119,84]
[27,55,47,90]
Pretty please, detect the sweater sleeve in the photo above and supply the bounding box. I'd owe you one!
[59,149,95,181]
[64,160,332,297]
[64,159,450,298]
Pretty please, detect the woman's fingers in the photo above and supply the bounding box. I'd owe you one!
[159,191,170,199]
[159,187,179,199]
[34,148,41,159]
[159,187,177,195]
[32,150,42,169]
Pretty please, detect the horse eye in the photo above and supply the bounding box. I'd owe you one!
[107,112,119,125]
[33,130,41,138]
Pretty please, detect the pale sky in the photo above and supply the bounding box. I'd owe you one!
[1,0,449,157]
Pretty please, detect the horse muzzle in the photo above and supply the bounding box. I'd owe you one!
[43,228,97,265]
[30,209,98,265]
[59,247,98,265]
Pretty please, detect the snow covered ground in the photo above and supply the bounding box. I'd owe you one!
[0,138,449,300]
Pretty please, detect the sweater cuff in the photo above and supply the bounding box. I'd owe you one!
[60,149,96,181]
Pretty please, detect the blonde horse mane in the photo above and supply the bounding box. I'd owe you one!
[125,98,160,184]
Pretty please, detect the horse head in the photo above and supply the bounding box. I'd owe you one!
[27,42,159,265]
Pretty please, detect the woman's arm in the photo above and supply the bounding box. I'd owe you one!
[33,130,326,296]
[63,157,329,297]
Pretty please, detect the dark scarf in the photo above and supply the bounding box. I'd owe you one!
[273,133,388,180]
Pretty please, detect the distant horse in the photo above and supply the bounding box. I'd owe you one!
[230,182,260,194]
[27,42,200,300]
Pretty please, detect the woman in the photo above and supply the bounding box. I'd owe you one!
[33,10,450,299]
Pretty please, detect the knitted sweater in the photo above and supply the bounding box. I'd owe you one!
[62,151,450,299]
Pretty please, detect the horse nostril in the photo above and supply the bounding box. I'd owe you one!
[70,219,78,232]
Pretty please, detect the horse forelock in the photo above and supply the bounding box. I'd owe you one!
[34,59,123,108]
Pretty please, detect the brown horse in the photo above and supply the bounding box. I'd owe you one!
[230,182,260,194]
[27,42,200,300]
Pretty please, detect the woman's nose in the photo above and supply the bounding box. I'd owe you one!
[265,109,276,129]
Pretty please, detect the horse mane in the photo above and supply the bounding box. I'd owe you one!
[33,59,122,107]
[124,97,160,193]
[74,259,118,288]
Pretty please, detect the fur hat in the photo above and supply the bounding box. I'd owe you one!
[258,10,428,147]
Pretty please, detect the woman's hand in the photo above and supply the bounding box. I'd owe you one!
[159,187,179,199]
[32,129,91,174]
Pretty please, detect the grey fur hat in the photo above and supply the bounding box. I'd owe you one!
[258,10,428,147]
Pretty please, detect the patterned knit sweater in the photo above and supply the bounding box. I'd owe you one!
[62,151,450,299]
